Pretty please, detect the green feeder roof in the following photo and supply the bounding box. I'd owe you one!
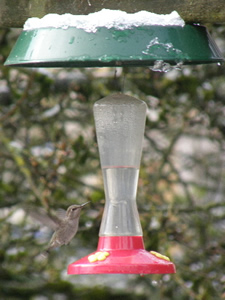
[4,24,224,68]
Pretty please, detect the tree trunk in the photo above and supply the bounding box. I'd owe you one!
[0,0,225,28]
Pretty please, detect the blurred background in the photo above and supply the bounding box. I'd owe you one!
[0,26,225,299]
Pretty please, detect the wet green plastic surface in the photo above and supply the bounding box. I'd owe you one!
[4,25,224,67]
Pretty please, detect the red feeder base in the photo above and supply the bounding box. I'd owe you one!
[68,236,176,274]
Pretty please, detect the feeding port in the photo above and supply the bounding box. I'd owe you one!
[68,94,176,274]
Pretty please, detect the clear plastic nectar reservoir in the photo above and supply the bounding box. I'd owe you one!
[93,93,147,236]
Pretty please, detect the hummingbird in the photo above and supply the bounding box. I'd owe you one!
[25,202,90,256]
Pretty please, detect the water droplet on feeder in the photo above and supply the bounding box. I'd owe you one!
[99,54,112,62]
[149,60,165,72]
[175,61,184,70]
[150,60,183,73]
[162,62,172,72]
[69,37,75,44]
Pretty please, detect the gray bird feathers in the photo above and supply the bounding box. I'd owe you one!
[24,202,90,256]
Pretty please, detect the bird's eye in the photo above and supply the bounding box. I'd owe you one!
[72,208,76,211]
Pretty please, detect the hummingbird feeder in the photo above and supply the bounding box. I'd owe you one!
[68,93,175,274]
[4,9,224,275]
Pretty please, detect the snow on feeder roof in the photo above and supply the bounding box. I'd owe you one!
[23,9,185,32]
[4,9,223,68]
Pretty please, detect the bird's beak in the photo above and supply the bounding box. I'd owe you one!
[80,201,90,208]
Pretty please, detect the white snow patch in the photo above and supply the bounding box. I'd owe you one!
[24,9,185,32]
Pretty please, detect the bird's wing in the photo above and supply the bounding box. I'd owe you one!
[23,206,61,230]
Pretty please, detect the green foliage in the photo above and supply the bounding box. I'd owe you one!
[0,27,225,300]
